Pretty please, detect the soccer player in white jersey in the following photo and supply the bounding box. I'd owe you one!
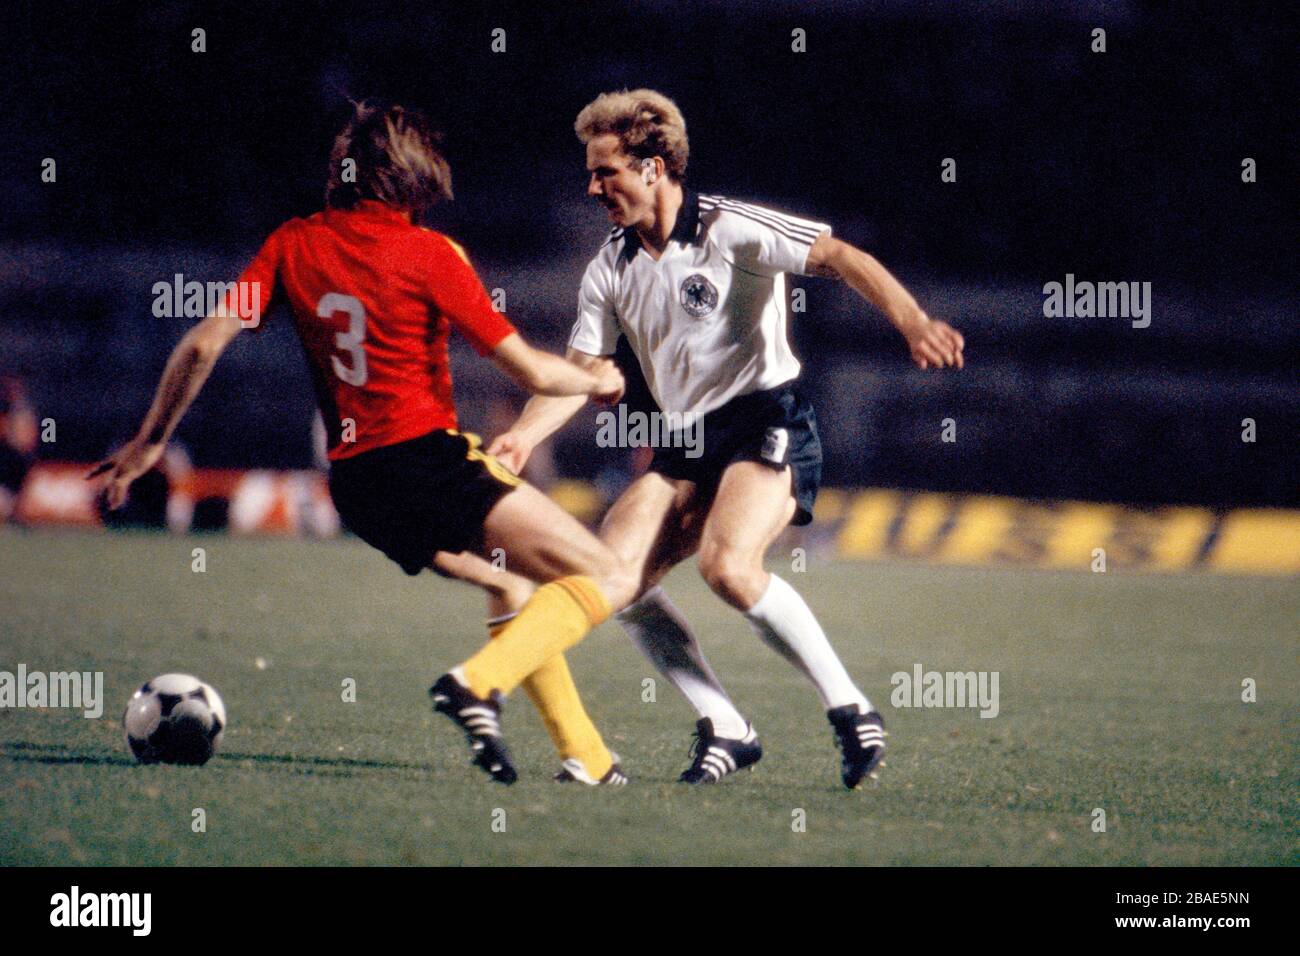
[485,89,965,788]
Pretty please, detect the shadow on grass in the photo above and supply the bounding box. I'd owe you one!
[1,741,136,767]
[220,750,433,779]
[1,741,432,779]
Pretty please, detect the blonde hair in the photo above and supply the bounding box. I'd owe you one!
[574,89,689,181]
[326,101,453,212]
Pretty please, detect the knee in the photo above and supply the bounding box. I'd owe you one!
[589,552,639,614]
[697,543,761,607]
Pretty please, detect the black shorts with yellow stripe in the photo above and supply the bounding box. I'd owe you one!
[328,429,521,576]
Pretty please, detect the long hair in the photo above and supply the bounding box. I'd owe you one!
[326,101,453,213]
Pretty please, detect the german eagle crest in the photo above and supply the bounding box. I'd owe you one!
[679,273,719,318]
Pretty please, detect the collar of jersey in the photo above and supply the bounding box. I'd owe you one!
[334,199,411,223]
[621,188,702,261]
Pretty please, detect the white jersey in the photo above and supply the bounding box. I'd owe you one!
[568,191,830,417]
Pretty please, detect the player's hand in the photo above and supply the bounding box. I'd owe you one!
[903,315,965,370]
[486,431,534,475]
[86,439,165,509]
[589,358,626,406]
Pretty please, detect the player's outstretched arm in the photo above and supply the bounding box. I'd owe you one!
[804,233,964,370]
[490,334,623,403]
[487,346,607,474]
[88,310,245,508]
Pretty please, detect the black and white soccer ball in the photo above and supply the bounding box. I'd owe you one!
[123,673,227,765]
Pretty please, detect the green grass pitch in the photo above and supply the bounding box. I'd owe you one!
[1,527,1295,865]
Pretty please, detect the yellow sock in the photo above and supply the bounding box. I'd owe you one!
[463,576,611,699]
[488,616,613,780]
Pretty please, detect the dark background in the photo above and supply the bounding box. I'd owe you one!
[1,0,1294,506]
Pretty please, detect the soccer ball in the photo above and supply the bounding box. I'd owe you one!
[123,673,227,765]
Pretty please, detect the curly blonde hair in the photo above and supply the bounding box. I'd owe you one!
[574,89,689,181]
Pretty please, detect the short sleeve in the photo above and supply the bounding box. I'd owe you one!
[221,224,286,331]
[568,256,620,355]
[707,200,830,277]
[426,235,517,355]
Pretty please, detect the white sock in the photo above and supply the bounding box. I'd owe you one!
[616,586,751,739]
[744,574,871,713]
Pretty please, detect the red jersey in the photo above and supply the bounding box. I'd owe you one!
[227,200,516,459]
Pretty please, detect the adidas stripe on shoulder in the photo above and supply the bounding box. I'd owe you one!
[699,194,823,245]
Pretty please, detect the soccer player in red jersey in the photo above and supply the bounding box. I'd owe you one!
[91,102,640,784]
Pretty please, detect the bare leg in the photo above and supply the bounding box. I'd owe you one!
[432,551,535,619]
[448,482,651,706]
[596,470,696,598]
[600,474,751,737]
[696,460,796,610]
[477,481,638,611]
[697,460,869,711]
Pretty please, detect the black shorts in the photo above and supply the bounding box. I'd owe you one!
[328,429,521,575]
[649,383,823,526]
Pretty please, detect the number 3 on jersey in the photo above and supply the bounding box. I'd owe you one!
[318,292,368,386]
